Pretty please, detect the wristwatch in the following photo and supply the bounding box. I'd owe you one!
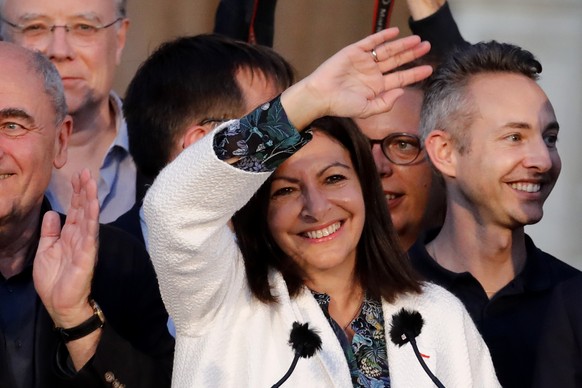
[55,299,105,343]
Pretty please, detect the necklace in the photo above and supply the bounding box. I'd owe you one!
[343,300,364,331]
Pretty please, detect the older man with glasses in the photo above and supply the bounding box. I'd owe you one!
[353,0,471,250]
[355,85,446,250]
[0,0,141,225]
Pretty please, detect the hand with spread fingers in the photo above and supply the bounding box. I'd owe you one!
[33,168,100,368]
[281,27,432,130]
[34,168,99,326]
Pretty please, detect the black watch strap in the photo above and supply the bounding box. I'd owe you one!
[55,299,105,343]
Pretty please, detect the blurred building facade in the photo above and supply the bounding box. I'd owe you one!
[116,0,582,269]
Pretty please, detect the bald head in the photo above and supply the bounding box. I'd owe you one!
[0,40,71,228]
[0,42,67,124]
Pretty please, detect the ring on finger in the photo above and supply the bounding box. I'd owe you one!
[371,48,379,63]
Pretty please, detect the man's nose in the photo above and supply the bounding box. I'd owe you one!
[523,136,554,173]
[44,26,76,61]
[372,144,394,177]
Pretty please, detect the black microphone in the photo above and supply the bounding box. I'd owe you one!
[271,322,322,388]
[390,308,446,388]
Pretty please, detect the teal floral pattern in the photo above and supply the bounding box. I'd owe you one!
[213,96,312,172]
[312,292,390,388]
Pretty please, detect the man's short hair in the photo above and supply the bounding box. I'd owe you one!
[419,41,542,153]
[123,33,294,180]
[29,50,67,125]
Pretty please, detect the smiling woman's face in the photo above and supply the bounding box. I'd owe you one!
[266,130,365,281]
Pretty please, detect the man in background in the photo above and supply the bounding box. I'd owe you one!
[113,33,293,243]
[355,0,466,250]
[0,0,141,223]
[356,84,445,250]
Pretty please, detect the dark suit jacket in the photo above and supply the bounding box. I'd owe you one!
[0,199,174,388]
[108,170,152,245]
[109,202,145,246]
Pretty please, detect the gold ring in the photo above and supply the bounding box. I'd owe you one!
[371,48,379,63]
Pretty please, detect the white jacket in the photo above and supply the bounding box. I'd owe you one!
[145,128,500,388]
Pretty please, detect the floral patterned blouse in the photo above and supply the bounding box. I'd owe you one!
[213,96,311,172]
[312,292,391,388]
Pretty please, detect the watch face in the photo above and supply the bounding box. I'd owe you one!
[96,308,105,324]
[91,300,106,324]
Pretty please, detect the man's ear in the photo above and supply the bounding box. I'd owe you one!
[53,115,73,169]
[424,129,457,178]
[181,125,210,150]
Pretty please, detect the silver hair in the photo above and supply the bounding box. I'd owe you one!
[419,81,476,154]
[28,50,68,125]
[419,41,542,154]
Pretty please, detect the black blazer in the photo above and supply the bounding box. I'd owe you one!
[109,202,145,246]
[0,200,174,388]
[108,170,152,245]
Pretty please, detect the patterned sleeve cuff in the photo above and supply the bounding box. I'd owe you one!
[213,95,312,172]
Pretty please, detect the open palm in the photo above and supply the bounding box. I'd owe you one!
[33,169,99,325]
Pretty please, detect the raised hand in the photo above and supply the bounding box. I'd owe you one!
[33,168,99,328]
[281,27,433,129]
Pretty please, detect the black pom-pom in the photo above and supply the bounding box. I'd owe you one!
[389,308,424,347]
[288,322,322,358]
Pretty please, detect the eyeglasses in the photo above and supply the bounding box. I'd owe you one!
[368,132,423,165]
[0,17,122,47]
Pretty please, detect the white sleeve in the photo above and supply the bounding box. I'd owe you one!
[143,127,271,336]
[428,284,501,387]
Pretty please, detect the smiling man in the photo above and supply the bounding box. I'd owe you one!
[0,42,173,388]
[409,41,581,388]
[0,0,139,223]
